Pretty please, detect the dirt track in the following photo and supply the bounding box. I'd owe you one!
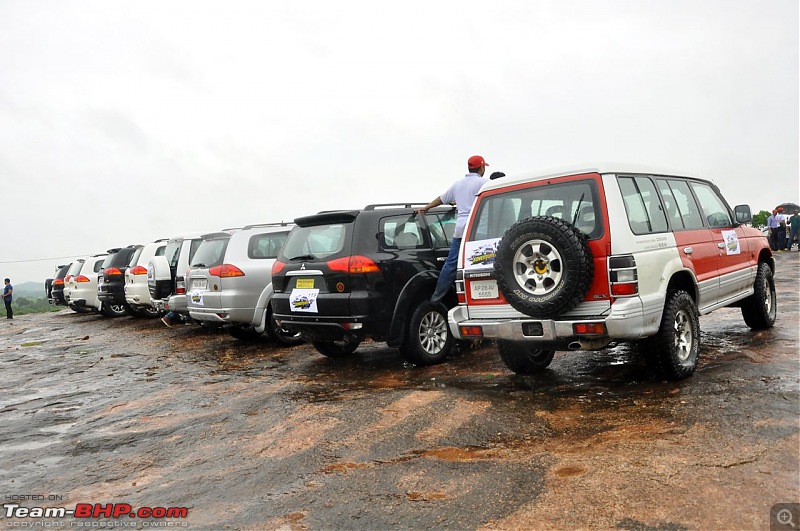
[1,251,798,530]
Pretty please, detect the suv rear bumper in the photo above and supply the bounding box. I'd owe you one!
[275,315,369,342]
[448,301,650,350]
[188,306,254,324]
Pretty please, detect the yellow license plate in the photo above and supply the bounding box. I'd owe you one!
[296,278,315,289]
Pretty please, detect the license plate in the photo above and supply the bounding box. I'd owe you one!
[470,279,498,299]
[192,278,208,290]
[296,278,315,289]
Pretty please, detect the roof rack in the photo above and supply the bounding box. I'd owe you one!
[364,203,428,210]
[241,221,291,230]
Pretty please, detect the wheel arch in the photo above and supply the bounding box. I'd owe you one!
[386,270,439,348]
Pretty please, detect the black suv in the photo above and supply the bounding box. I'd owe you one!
[271,203,458,365]
[47,263,71,306]
[97,245,141,317]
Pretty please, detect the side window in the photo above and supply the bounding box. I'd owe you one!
[690,182,733,228]
[618,176,669,234]
[249,233,288,259]
[660,180,705,230]
[155,245,166,257]
[426,210,456,249]
[380,215,425,250]
[188,239,203,264]
[93,260,104,273]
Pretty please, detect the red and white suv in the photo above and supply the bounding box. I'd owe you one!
[448,165,776,379]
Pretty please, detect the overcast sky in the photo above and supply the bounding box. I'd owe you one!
[1,0,797,285]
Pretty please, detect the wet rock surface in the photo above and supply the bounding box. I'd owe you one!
[2,251,798,530]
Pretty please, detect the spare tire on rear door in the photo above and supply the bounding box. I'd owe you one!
[495,216,593,318]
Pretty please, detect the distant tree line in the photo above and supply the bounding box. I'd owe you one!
[11,297,61,315]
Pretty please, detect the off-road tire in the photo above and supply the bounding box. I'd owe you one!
[313,338,361,358]
[497,341,556,374]
[741,262,777,329]
[266,309,304,346]
[495,216,593,318]
[644,290,700,380]
[399,301,453,366]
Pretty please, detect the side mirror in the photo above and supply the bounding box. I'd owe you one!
[734,204,752,224]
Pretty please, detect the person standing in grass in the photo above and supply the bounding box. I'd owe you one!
[3,278,13,319]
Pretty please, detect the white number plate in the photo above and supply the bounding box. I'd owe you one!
[470,279,498,299]
[192,278,208,290]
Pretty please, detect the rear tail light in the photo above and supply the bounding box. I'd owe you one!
[208,264,245,278]
[65,275,72,282]
[129,266,148,275]
[75,275,90,283]
[327,255,380,274]
[459,325,483,338]
[455,270,466,305]
[176,279,186,294]
[104,267,122,276]
[272,261,286,276]
[608,255,638,297]
[573,323,607,335]
[53,279,64,286]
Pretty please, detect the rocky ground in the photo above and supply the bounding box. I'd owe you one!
[1,251,798,530]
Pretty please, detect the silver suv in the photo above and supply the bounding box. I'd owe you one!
[148,232,205,319]
[186,223,302,345]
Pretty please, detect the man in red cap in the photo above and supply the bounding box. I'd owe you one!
[417,155,489,304]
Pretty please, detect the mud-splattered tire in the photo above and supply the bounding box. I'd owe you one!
[495,216,593,318]
[313,338,360,358]
[399,301,453,366]
[497,341,555,374]
[741,262,777,329]
[644,290,700,380]
[266,309,304,346]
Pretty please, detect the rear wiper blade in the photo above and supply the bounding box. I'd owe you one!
[289,254,317,261]
[192,263,206,268]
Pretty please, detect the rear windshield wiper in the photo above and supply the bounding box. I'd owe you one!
[192,263,206,268]
[288,254,317,261]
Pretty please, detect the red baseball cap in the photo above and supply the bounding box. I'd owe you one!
[468,155,489,169]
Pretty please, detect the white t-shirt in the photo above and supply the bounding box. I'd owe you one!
[439,173,485,238]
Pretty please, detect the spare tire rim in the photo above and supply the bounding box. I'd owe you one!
[512,239,564,296]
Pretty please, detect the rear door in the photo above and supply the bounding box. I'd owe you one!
[655,178,719,310]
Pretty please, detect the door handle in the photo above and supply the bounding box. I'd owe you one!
[683,247,693,255]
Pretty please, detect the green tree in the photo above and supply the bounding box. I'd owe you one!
[752,210,770,229]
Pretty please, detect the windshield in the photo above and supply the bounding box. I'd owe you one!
[469,179,603,241]
[191,238,230,268]
[281,224,349,261]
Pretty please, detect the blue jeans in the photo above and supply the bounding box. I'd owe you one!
[431,237,461,304]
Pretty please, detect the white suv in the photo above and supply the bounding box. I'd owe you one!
[64,254,107,313]
[124,239,167,317]
[449,165,775,379]
[186,223,302,345]
[148,232,205,319]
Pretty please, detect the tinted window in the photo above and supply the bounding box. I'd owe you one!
[470,179,603,240]
[282,224,348,260]
[188,239,203,264]
[690,181,732,228]
[656,179,704,230]
[129,247,144,267]
[93,259,104,273]
[67,261,84,276]
[426,210,456,249]
[618,176,669,234]
[248,232,288,259]
[192,238,230,268]
[381,215,427,250]
[164,241,182,268]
